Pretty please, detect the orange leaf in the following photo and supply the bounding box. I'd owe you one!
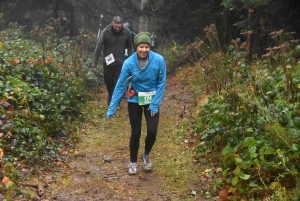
[14,59,20,64]
[2,177,9,186]
[0,148,3,158]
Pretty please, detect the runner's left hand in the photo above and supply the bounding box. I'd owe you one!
[148,108,156,117]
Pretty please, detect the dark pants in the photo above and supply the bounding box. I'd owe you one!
[103,63,122,104]
[128,102,159,163]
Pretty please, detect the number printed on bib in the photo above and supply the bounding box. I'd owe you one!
[138,91,156,105]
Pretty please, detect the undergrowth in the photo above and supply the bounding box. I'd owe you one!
[179,24,300,200]
[0,18,101,200]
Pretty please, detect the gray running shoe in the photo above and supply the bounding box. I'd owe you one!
[128,162,137,175]
[141,153,152,171]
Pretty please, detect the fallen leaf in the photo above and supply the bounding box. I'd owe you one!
[216,167,223,173]
[2,177,9,187]
[0,148,3,158]
[56,161,63,166]
[219,186,228,201]
[14,59,20,64]
[204,168,212,173]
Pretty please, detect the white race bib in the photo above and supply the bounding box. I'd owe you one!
[105,53,115,65]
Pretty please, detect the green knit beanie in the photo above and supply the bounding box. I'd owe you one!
[134,32,151,48]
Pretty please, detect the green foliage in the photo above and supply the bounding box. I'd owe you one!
[160,40,186,73]
[184,25,300,199]
[0,26,101,198]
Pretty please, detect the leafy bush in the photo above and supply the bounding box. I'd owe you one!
[184,26,300,200]
[0,26,101,199]
[159,40,186,74]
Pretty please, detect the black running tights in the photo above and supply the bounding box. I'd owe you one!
[128,102,159,162]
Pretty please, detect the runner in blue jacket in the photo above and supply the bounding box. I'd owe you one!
[106,32,167,175]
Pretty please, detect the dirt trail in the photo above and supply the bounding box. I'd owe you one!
[42,75,209,201]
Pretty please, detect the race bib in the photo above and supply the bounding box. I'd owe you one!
[105,53,115,65]
[138,91,156,105]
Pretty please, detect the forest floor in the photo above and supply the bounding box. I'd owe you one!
[36,70,220,201]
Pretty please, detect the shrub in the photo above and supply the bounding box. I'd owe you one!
[185,25,300,200]
[0,25,101,199]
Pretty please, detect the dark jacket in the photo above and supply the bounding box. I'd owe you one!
[92,23,134,67]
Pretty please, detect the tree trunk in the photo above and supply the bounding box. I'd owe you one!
[139,0,148,32]
[53,0,59,19]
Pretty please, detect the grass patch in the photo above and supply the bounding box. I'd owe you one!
[153,113,199,200]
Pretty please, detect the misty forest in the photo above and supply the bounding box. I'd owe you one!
[1,0,300,200]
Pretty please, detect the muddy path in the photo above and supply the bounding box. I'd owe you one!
[41,75,212,201]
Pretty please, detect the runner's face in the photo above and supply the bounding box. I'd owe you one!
[137,44,150,59]
[112,22,123,32]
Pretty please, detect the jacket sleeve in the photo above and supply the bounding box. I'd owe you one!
[92,29,106,68]
[106,62,131,118]
[149,57,167,113]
